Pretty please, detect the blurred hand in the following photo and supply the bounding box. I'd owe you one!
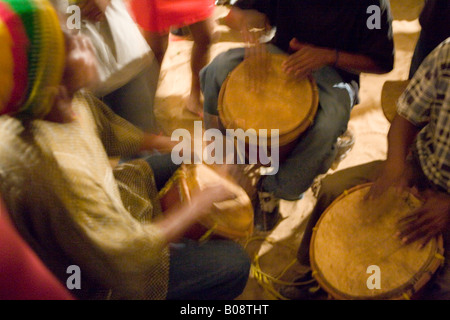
[63,33,99,94]
[282,38,335,80]
[79,0,111,22]
[365,159,415,201]
[397,189,450,247]
[190,185,236,219]
[150,134,178,154]
[240,10,272,92]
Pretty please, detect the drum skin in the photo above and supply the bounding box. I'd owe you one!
[218,54,319,161]
[310,183,444,300]
[159,164,254,241]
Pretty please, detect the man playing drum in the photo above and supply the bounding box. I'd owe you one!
[0,0,250,300]
[282,38,450,300]
[200,0,394,231]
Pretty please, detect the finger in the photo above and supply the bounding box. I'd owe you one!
[292,60,314,78]
[364,182,389,201]
[282,50,307,71]
[419,235,434,249]
[289,38,305,52]
[397,206,423,225]
[398,217,434,245]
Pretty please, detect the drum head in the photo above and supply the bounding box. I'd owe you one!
[310,183,444,300]
[163,164,254,240]
[218,54,319,146]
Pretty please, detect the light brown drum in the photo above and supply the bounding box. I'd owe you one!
[159,164,254,241]
[218,53,319,162]
[310,183,444,300]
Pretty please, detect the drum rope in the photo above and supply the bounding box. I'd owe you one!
[244,235,316,300]
[157,168,188,200]
[198,223,218,242]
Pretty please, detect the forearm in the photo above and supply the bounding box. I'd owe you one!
[221,7,246,31]
[154,204,199,244]
[334,50,391,74]
[384,114,420,171]
[222,7,270,33]
[138,133,176,154]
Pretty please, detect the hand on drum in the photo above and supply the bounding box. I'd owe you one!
[397,189,450,248]
[190,184,236,220]
[282,38,336,80]
[365,160,415,201]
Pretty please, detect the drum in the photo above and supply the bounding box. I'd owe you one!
[310,183,444,300]
[218,53,319,163]
[158,164,254,241]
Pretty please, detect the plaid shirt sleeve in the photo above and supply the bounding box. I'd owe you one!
[396,38,450,192]
[396,48,440,127]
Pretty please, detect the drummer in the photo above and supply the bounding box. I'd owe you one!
[281,38,450,300]
[0,0,250,300]
[200,0,395,231]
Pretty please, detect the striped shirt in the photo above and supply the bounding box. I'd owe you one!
[397,38,450,192]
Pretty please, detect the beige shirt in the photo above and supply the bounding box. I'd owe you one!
[0,91,169,299]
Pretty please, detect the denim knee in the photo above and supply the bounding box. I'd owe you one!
[200,48,245,116]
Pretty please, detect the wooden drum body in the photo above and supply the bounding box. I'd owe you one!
[218,54,319,163]
[159,164,254,241]
[310,183,444,300]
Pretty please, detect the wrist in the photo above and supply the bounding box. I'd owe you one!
[331,49,339,67]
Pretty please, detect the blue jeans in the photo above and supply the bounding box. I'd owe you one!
[200,46,355,200]
[143,153,251,300]
[166,239,251,300]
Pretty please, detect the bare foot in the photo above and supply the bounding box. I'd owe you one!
[186,92,204,118]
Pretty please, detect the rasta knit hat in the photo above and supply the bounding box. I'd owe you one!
[0,0,64,118]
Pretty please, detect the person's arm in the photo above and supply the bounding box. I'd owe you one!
[222,7,271,33]
[154,185,234,243]
[139,133,178,154]
[282,39,390,80]
[366,114,421,199]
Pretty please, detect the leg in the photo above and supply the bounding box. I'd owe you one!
[261,66,356,200]
[142,31,169,66]
[102,61,161,133]
[200,47,246,129]
[296,160,384,266]
[186,17,215,117]
[166,239,250,300]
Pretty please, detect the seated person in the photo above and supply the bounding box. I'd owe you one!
[0,0,250,300]
[200,0,395,231]
[281,38,450,300]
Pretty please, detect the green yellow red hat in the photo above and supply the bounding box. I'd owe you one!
[0,0,64,118]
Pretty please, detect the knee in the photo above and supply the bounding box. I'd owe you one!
[206,49,245,82]
[316,173,349,203]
